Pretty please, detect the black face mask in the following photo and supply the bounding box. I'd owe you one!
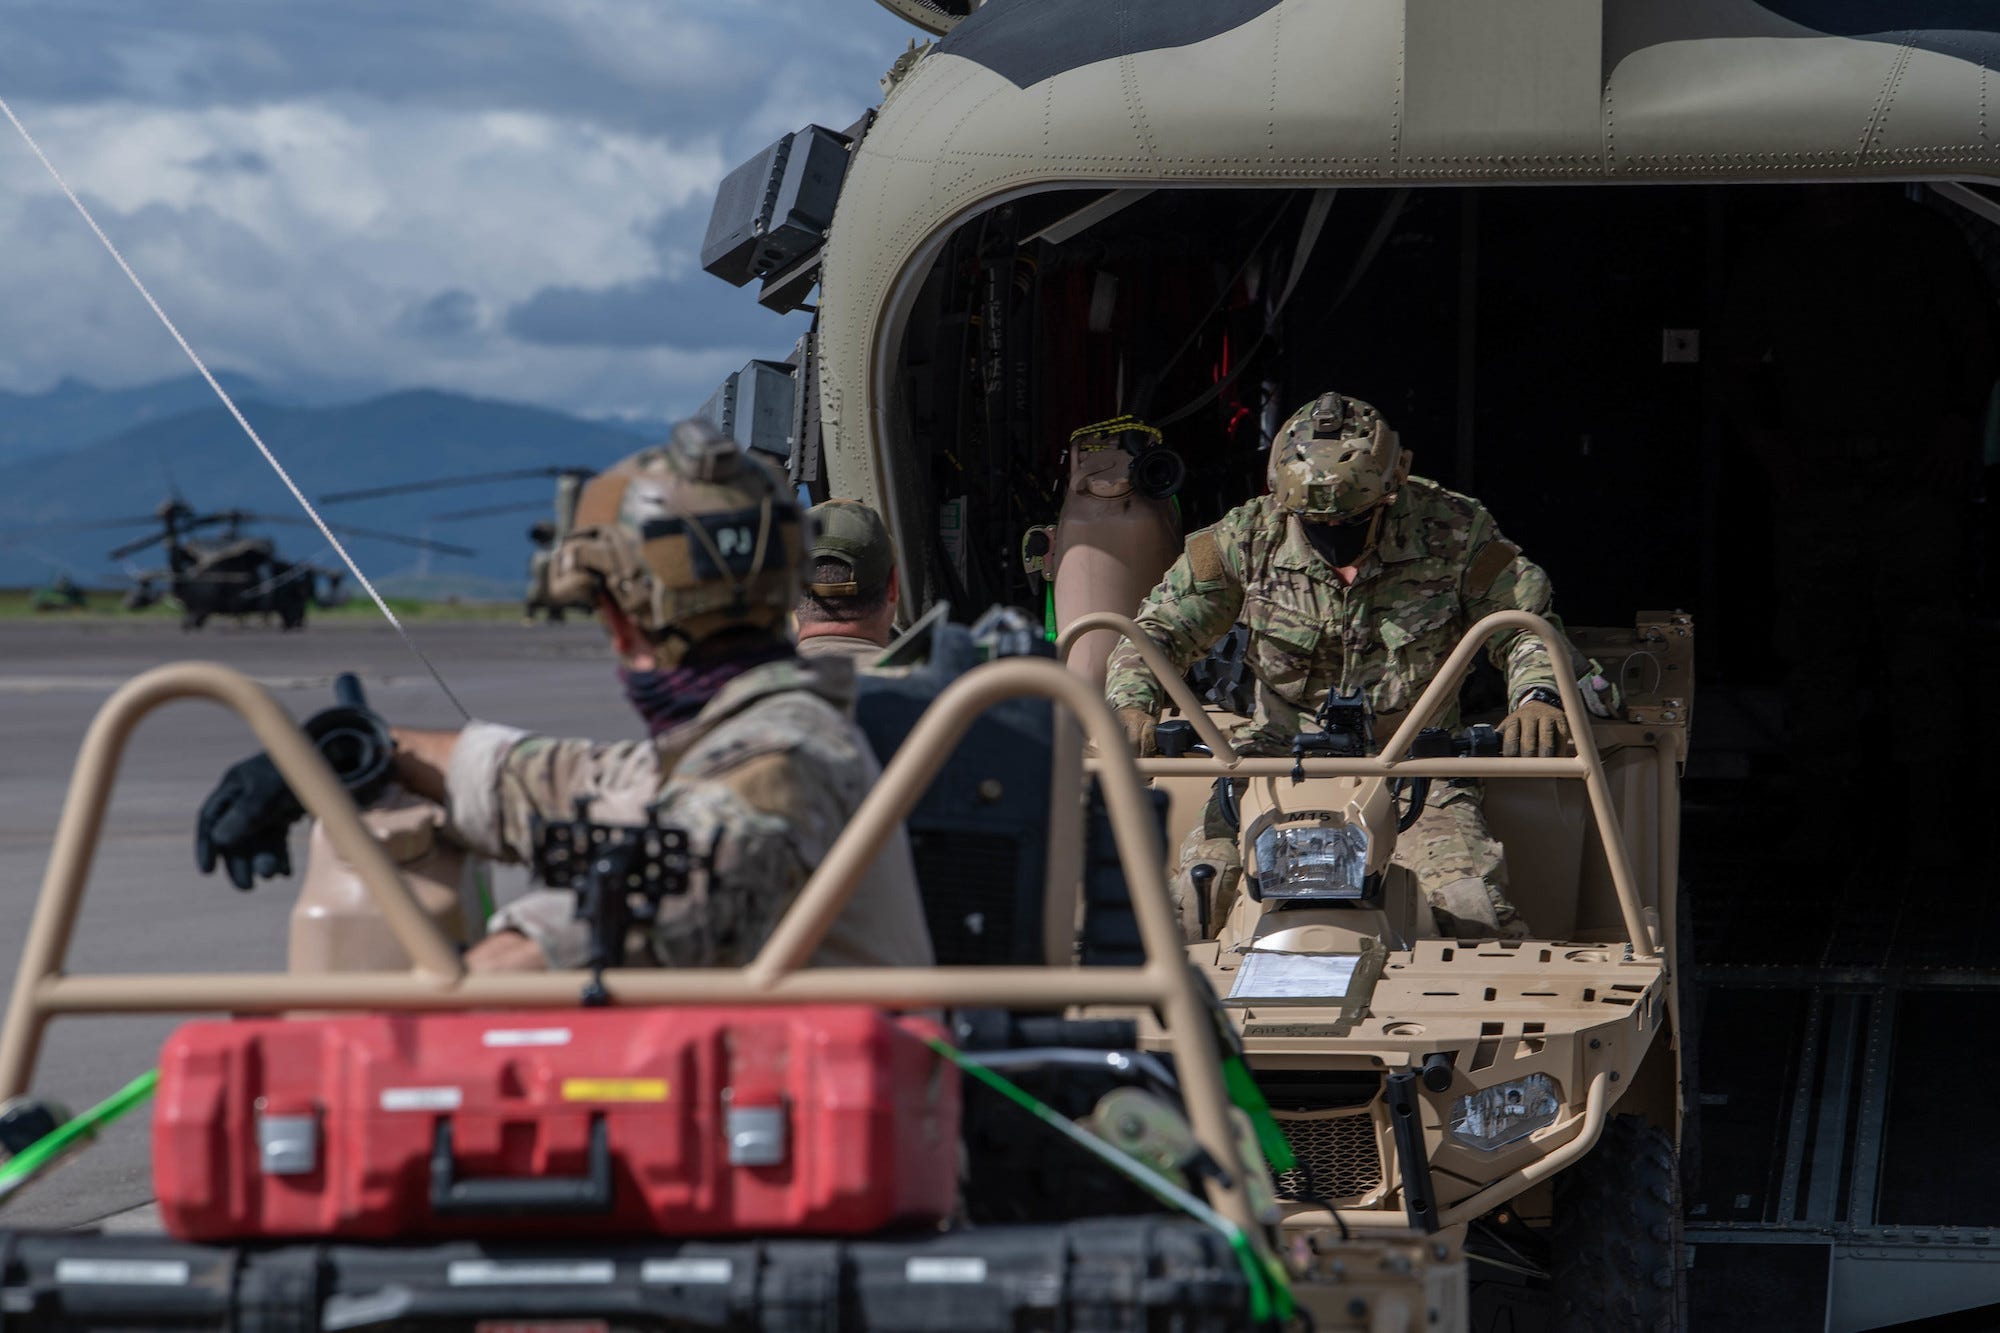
[1303,516,1374,568]
[617,640,793,737]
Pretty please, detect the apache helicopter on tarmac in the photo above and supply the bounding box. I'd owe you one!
[318,466,595,622]
[97,498,474,630]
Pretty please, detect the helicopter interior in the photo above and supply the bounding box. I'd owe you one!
[879,179,2000,1318]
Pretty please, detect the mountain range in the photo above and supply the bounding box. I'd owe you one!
[0,376,669,593]
[0,372,284,470]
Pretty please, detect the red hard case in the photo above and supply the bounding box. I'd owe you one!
[152,1006,959,1242]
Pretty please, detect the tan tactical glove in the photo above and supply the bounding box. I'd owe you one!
[1500,693,1571,758]
[1116,706,1159,758]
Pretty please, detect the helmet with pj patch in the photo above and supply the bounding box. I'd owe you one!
[548,420,803,664]
[1268,391,1409,523]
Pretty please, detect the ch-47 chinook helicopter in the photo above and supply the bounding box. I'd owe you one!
[102,498,474,630]
[688,0,2000,1326]
[318,467,596,622]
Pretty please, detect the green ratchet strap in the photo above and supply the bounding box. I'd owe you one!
[925,1036,1295,1326]
[474,866,496,924]
[0,1069,159,1203]
[1043,584,1057,643]
[1194,973,1295,1173]
[1225,1052,1296,1174]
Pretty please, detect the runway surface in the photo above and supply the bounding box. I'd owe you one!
[0,615,636,1229]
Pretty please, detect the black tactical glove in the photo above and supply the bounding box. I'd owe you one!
[195,755,307,890]
[193,673,396,890]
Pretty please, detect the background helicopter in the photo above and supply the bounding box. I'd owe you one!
[92,498,474,630]
[319,466,594,622]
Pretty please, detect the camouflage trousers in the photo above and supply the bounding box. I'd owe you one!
[1179,779,1524,939]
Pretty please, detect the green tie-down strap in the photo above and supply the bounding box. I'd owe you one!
[1195,969,1295,1174]
[0,1069,159,1203]
[924,1036,1296,1327]
[1224,1052,1297,1174]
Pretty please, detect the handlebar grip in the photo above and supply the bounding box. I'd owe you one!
[430,1117,612,1217]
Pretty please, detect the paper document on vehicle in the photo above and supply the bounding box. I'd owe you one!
[1227,951,1361,1001]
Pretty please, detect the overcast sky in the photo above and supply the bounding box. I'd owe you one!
[0,1,917,421]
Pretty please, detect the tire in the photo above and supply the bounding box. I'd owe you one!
[1550,1114,1683,1332]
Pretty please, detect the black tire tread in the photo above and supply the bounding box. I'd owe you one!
[1550,1113,1682,1333]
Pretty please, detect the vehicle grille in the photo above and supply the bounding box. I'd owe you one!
[1272,1107,1383,1202]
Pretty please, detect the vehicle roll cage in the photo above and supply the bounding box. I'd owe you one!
[1058,609,1662,960]
[0,653,1272,1255]
[1060,609,1667,1234]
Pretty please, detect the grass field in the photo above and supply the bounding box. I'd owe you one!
[0,587,544,622]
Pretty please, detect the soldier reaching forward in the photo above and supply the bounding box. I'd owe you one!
[193,420,934,972]
[1105,391,1572,938]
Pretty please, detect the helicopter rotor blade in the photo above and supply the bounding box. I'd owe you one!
[0,515,181,538]
[431,499,553,522]
[316,467,568,506]
[247,513,477,557]
[107,531,170,560]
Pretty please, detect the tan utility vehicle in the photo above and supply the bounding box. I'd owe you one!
[0,655,1465,1331]
[1063,608,1691,1328]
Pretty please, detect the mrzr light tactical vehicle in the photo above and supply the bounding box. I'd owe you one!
[0,646,1466,1331]
[1063,608,1689,1329]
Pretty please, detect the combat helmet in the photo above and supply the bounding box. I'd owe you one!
[548,420,804,664]
[1268,391,1408,523]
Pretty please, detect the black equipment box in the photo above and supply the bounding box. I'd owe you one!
[701,125,851,289]
[0,1218,1254,1331]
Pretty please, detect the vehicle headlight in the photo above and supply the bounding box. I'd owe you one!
[1250,822,1369,901]
[1447,1074,1561,1152]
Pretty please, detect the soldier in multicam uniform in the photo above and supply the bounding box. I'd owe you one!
[193,420,934,972]
[1106,391,1574,938]
[794,499,899,665]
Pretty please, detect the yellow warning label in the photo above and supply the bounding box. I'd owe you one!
[560,1078,669,1103]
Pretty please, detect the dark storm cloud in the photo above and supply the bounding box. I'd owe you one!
[186,147,269,175]
[399,289,483,340]
[2,1,914,155]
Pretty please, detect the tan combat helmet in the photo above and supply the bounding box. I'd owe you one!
[1268,392,1410,524]
[548,419,804,664]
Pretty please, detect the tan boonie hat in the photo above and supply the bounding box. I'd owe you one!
[548,419,804,665]
[806,498,895,598]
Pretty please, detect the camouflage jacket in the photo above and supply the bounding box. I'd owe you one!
[1105,479,1563,748]
[447,656,933,970]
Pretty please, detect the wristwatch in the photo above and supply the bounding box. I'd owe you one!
[1514,685,1562,710]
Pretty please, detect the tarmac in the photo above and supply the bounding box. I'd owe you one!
[0,614,635,1230]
